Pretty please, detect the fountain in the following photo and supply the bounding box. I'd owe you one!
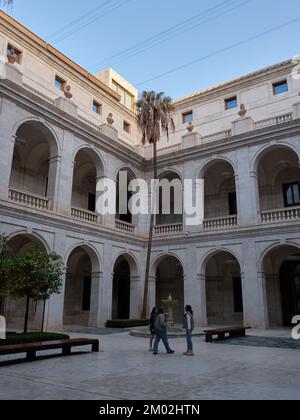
[161,294,179,327]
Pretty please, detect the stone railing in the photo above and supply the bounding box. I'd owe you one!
[261,206,300,223]
[203,215,238,230]
[115,220,136,233]
[71,208,100,224]
[255,113,293,129]
[201,129,232,144]
[9,188,49,210]
[154,223,183,236]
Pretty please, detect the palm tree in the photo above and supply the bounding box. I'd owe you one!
[136,91,175,319]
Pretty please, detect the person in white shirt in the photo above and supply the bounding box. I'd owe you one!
[183,305,195,356]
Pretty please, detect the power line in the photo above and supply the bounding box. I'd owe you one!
[136,17,300,87]
[51,0,132,44]
[89,0,247,70]
[47,0,113,40]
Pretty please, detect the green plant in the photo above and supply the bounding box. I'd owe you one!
[9,246,64,333]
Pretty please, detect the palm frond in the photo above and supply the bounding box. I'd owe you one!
[136,91,175,146]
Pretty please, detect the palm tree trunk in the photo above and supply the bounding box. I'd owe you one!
[41,299,46,333]
[142,140,158,319]
[24,295,30,334]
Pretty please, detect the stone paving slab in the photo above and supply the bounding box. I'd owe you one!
[214,336,300,349]
[0,332,300,400]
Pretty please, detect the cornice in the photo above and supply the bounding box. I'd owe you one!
[0,79,143,168]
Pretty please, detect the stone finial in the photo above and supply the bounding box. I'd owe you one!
[7,48,17,65]
[187,121,194,133]
[107,113,114,125]
[238,104,247,118]
[63,84,73,99]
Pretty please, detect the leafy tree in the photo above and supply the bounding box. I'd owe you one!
[136,91,175,319]
[0,234,11,310]
[10,246,64,333]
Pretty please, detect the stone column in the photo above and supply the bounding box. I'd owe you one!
[0,134,15,201]
[241,245,269,329]
[236,149,260,226]
[56,156,74,216]
[89,271,103,328]
[147,276,156,313]
[194,274,208,327]
[44,269,67,332]
[47,155,62,212]
[130,276,141,319]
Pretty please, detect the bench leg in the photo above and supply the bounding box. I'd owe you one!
[217,333,225,340]
[205,334,213,343]
[26,350,36,361]
[62,345,71,356]
[92,342,99,352]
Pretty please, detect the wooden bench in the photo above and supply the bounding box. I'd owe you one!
[0,338,99,361]
[204,326,251,343]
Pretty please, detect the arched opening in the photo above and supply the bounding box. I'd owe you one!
[156,255,184,324]
[112,256,131,319]
[116,168,137,225]
[3,234,47,330]
[262,245,300,327]
[71,148,104,215]
[204,251,244,325]
[202,160,237,221]
[9,121,58,209]
[64,246,100,327]
[257,147,300,212]
[156,171,183,226]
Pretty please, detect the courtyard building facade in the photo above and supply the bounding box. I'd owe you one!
[0,11,300,332]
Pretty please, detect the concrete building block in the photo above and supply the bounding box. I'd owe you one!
[54,97,78,117]
[232,117,255,136]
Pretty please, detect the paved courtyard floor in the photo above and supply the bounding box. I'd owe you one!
[0,330,299,400]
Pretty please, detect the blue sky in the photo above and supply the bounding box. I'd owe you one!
[3,0,300,99]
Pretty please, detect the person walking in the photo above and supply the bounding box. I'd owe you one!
[153,308,175,355]
[183,305,195,356]
[149,307,158,352]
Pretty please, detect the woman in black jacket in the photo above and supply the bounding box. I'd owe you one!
[149,307,158,352]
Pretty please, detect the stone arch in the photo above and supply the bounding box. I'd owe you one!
[201,248,244,326]
[151,253,185,324]
[260,243,300,327]
[198,156,237,179]
[112,252,140,320]
[64,243,102,327]
[72,145,106,179]
[3,233,50,331]
[252,143,300,175]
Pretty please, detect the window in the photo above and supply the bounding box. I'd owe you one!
[233,277,243,313]
[273,80,288,95]
[283,183,300,207]
[182,111,193,124]
[92,100,102,115]
[225,96,238,110]
[123,121,131,134]
[7,44,22,64]
[82,277,91,311]
[112,80,134,111]
[55,75,66,91]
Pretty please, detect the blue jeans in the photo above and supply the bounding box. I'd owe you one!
[186,330,193,351]
[153,330,172,353]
